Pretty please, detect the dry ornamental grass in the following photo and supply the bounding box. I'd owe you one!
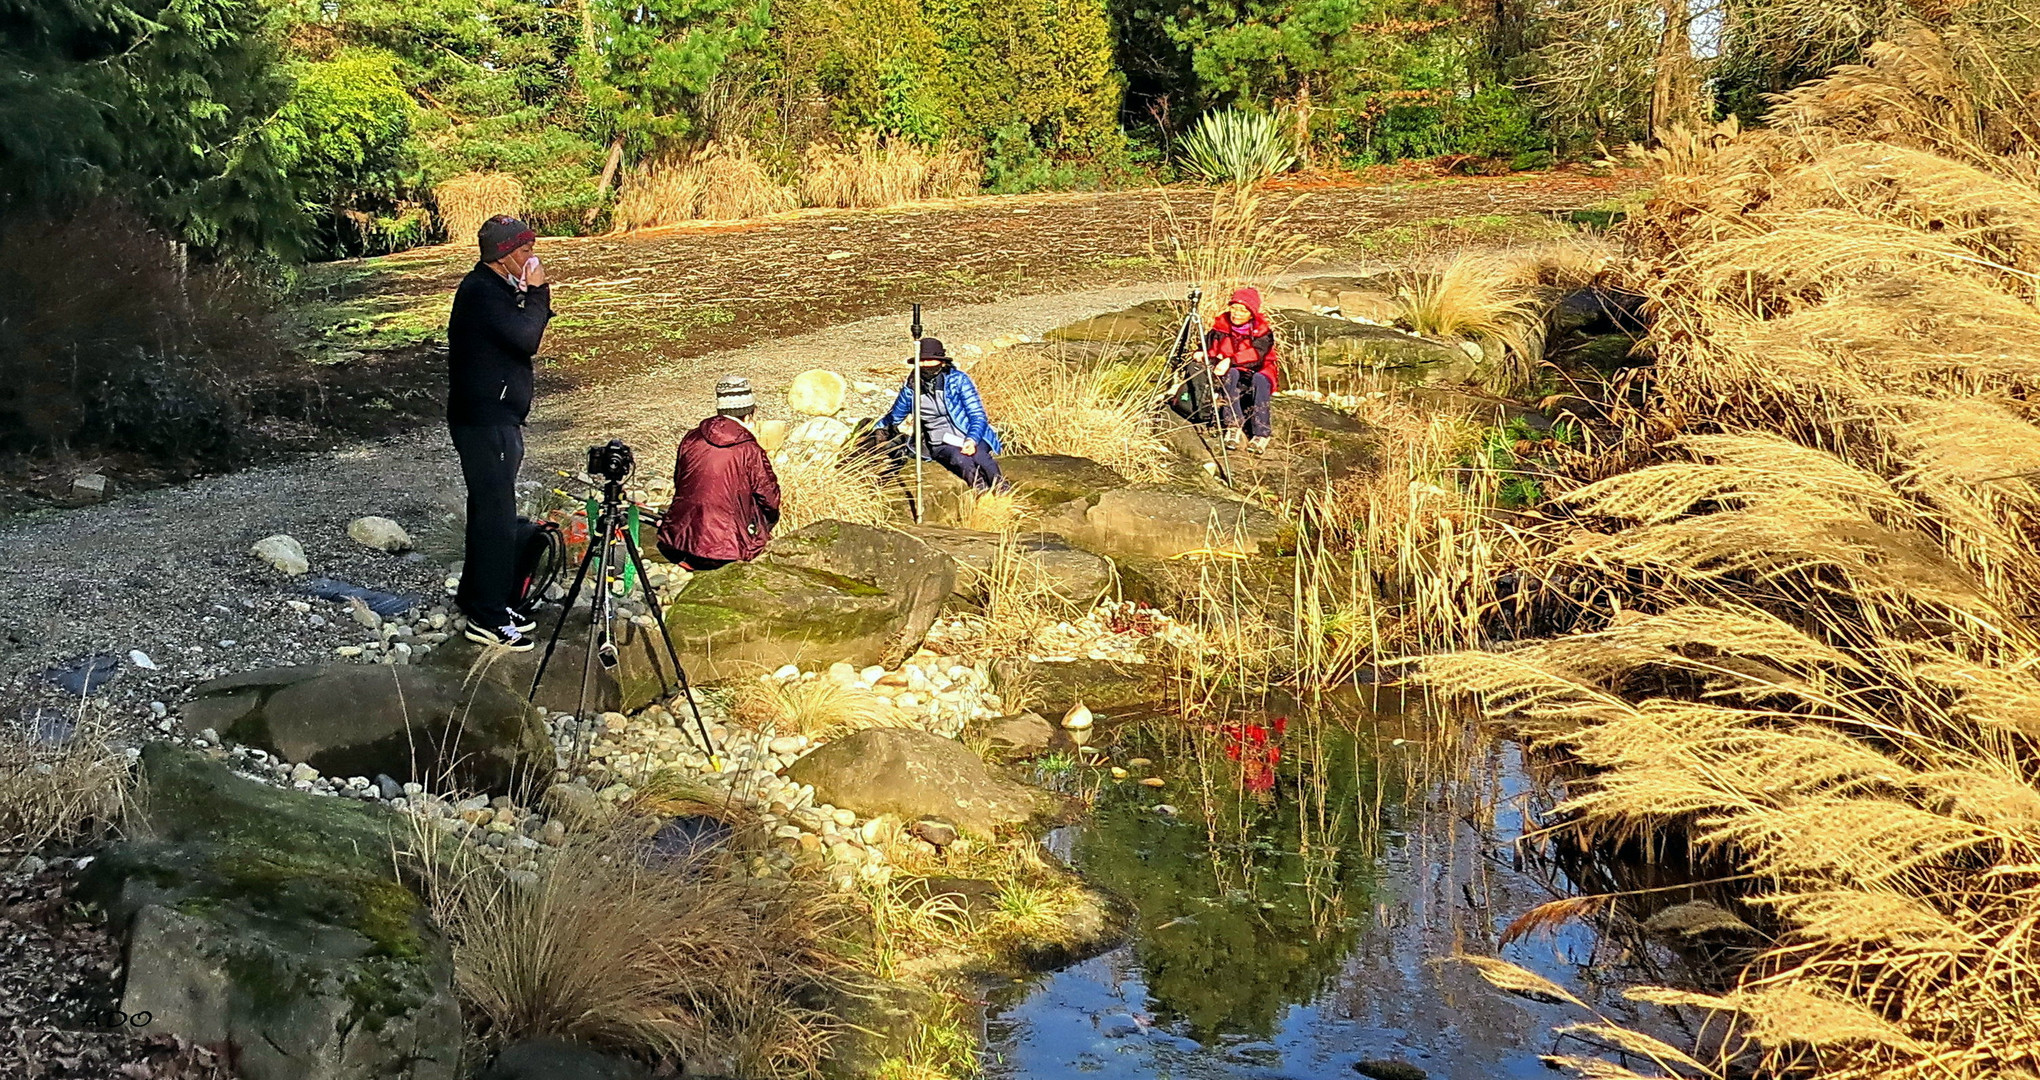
[408,820,840,1077]
[1419,8,2040,1077]
[434,173,526,245]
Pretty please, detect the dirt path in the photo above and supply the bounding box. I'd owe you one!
[0,171,1634,725]
[0,282,1204,724]
[320,170,1633,384]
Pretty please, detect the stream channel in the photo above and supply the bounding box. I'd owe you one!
[983,686,1662,1080]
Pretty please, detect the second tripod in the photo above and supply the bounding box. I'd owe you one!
[529,439,720,768]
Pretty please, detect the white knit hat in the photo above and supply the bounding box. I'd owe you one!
[715,375,755,412]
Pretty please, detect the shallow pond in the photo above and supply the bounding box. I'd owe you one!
[984,687,1659,1080]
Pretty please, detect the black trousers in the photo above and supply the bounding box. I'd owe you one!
[1220,369,1273,438]
[929,441,1006,491]
[654,542,732,573]
[451,424,525,627]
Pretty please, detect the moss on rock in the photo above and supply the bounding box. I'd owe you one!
[85,745,459,1080]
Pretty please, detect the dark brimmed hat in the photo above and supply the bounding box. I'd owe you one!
[917,337,950,361]
[479,215,536,262]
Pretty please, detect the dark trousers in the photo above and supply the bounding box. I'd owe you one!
[1220,369,1273,438]
[929,441,1006,492]
[451,424,525,627]
[655,542,732,573]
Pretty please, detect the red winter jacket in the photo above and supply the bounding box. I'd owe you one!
[657,416,782,563]
[1204,286,1280,392]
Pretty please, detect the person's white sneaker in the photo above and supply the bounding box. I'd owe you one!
[464,623,535,652]
[1247,436,1271,454]
[1222,429,1244,449]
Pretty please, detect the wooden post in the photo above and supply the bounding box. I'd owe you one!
[584,136,626,228]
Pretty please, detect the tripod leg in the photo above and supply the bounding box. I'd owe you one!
[619,530,722,767]
[529,529,601,701]
[570,515,615,768]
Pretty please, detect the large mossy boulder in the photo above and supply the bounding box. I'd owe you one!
[1158,397,1376,502]
[1273,310,1475,382]
[1062,486,1285,560]
[1043,299,1180,345]
[181,664,552,795]
[784,728,1054,836]
[629,521,957,685]
[85,744,459,1080]
[998,454,1130,511]
[907,525,1114,604]
[423,632,623,716]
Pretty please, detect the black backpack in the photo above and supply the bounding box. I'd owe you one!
[512,518,565,613]
[1168,358,1218,425]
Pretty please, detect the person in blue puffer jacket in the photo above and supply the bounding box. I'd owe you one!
[880,337,1007,490]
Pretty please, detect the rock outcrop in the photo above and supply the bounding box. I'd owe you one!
[907,525,1114,604]
[630,521,957,684]
[784,727,1053,836]
[86,745,460,1080]
[1058,486,1285,560]
[181,664,552,795]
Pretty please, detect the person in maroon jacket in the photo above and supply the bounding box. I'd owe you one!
[1200,286,1280,453]
[656,376,782,572]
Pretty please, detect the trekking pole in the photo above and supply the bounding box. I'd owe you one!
[910,303,925,523]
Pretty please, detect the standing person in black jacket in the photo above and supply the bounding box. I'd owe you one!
[448,215,553,650]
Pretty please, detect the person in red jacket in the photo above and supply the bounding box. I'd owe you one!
[1201,286,1280,453]
[656,376,782,572]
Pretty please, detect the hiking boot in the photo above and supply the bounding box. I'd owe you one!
[464,622,535,652]
[1247,436,1272,454]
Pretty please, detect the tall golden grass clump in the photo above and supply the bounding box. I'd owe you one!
[800,135,981,209]
[0,717,130,855]
[411,822,838,1076]
[734,675,900,739]
[1393,252,1548,394]
[1425,11,2040,1078]
[774,444,898,531]
[968,350,1175,483]
[1160,187,1322,319]
[614,141,798,229]
[434,172,526,245]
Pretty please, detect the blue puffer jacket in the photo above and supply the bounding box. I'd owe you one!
[880,368,1004,456]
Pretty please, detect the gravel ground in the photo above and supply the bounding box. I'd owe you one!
[0,280,1187,731]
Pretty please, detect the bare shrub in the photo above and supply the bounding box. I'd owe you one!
[800,135,982,209]
[410,823,839,1076]
[0,716,131,855]
[434,172,526,245]
[0,206,279,464]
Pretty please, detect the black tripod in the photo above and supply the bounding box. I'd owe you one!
[529,440,720,768]
[1160,287,1235,488]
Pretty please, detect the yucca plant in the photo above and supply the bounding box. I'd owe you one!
[1177,108,1298,186]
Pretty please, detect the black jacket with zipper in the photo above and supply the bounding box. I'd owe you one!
[447,262,553,427]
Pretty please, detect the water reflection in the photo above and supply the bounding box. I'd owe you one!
[986,687,1651,1080]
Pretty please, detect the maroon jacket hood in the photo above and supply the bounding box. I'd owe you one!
[698,414,756,447]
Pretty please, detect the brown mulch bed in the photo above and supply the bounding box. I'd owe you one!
[0,863,235,1080]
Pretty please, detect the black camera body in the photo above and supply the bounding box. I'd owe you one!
[587,439,634,483]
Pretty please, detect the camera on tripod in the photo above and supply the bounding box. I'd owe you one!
[587,439,635,483]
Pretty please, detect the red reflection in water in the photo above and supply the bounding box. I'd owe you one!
[1215,717,1287,794]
